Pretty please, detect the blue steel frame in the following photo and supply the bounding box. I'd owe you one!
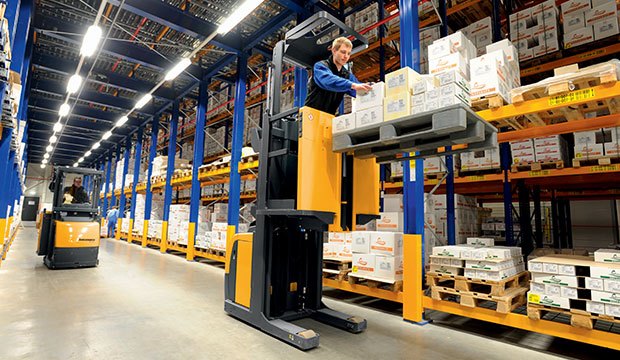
[111,146,121,208]
[142,115,160,247]
[103,153,112,214]
[161,101,180,253]
[128,128,143,243]
[188,78,209,260]
[227,54,248,229]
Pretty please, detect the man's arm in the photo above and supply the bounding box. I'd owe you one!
[313,62,355,92]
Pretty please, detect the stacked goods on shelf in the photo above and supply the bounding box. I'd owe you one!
[350,231,404,283]
[426,32,474,112]
[385,1,438,35]
[383,67,418,121]
[323,232,353,262]
[470,39,520,107]
[244,106,262,144]
[132,193,164,236]
[345,3,379,42]
[460,146,500,172]
[204,127,228,157]
[424,155,461,176]
[603,127,620,157]
[510,135,568,167]
[196,203,229,252]
[432,194,480,246]
[461,17,493,56]
[150,155,191,179]
[510,0,559,60]
[168,204,190,245]
[428,239,528,313]
[562,0,619,48]
[527,251,620,322]
[419,27,441,74]
[574,128,607,161]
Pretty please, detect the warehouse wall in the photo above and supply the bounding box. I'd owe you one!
[24,164,54,209]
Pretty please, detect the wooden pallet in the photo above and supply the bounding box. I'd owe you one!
[322,259,352,282]
[572,156,620,168]
[424,171,448,181]
[347,273,403,292]
[471,95,507,112]
[241,155,257,164]
[431,286,527,313]
[511,160,564,173]
[458,167,502,177]
[426,271,529,297]
[196,248,226,257]
[527,304,620,330]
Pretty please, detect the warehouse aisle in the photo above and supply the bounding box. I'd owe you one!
[0,227,570,359]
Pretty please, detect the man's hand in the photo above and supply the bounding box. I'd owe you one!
[352,82,373,92]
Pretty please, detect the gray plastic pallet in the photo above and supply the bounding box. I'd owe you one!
[332,104,497,163]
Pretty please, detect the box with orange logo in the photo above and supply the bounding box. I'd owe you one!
[352,254,376,277]
[376,212,404,232]
[375,255,404,282]
[369,231,403,256]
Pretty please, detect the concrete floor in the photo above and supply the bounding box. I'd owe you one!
[0,225,614,360]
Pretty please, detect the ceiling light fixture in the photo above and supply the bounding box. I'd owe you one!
[81,25,103,57]
[92,142,101,150]
[102,131,112,140]
[53,121,62,132]
[164,58,192,81]
[67,74,83,94]
[85,150,92,157]
[218,0,265,34]
[46,145,53,152]
[49,135,58,144]
[115,115,128,127]
[59,103,70,117]
[135,94,152,109]
[43,153,50,159]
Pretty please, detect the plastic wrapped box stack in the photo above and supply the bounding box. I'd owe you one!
[510,0,560,60]
[562,0,619,48]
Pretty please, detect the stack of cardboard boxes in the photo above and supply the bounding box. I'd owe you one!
[132,193,165,236]
[168,204,190,245]
[323,232,353,261]
[424,155,461,174]
[195,203,229,251]
[574,127,620,160]
[419,27,442,74]
[384,67,420,120]
[510,0,560,60]
[433,194,481,246]
[460,146,501,171]
[430,238,525,281]
[470,39,520,105]
[510,135,568,165]
[562,0,619,48]
[527,250,620,317]
[350,231,404,283]
[461,17,493,56]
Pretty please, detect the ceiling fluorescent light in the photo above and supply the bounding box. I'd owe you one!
[79,157,85,162]
[135,94,152,109]
[40,164,46,169]
[102,131,112,140]
[43,153,50,159]
[116,115,128,127]
[73,163,79,168]
[42,159,48,164]
[53,122,62,132]
[92,142,101,150]
[49,135,58,144]
[164,58,191,81]
[81,25,103,57]
[59,103,70,117]
[217,0,265,34]
[46,145,53,152]
[85,150,92,157]
[67,74,82,94]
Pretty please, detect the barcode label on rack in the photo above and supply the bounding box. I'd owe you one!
[548,88,595,106]
[591,165,618,172]
[468,175,486,181]
[529,170,551,177]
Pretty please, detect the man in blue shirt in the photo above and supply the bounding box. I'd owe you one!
[305,37,372,114]
[106,206,119,238]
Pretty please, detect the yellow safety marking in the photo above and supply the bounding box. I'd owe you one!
[591,165,618,172]
[548,88,595,106]
[528,293,540,303]
[528,170,551,177]
[468,175,486,181]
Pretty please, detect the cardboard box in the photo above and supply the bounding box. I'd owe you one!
[564,13,586,33]
[425,88,441,102]
[384,93,412,122]
[561,0,592,18]
[527,292,571,309]
[413,75,439,95]
[370,231,403,256]
[332,113,356,134]
[595,249,620,263]
[543,262,560,274]
[605,303,620,317]
[529,261,544,272]
[351,231,371,253]
[545,284,562,296]
[558,264,577,276]
[323,243,337,258]
[464,268,477,278]
[593,16,620,40]
[466,237,495,246]
[590,265,620,279]
[440,83,470,102]
[587,301,607,315]
[429,264,462,275]
[469,52,511,102]
[591,290,620,304]
[352,254,376,276]
[586,1,617,26]
[563,26,594,48]
[436,70,470,91]
[561,286,579,299]
[531,273,580,287]
[328,232,346,243]
[509,10,531,35]
[574,130,606,159]
[432,245,470,258]
[383,194,403,212]
[486,39,519,63]
[586,277,606,290]
[429,52,469,78]
[531,282,546,294]
[605,279,620,292]
[356,105,383,128]
[353,81,385,111]
[376,212,404,232]
[375,255,403,281]
[385,66,420,96]
[485,247,513,260]
[412,94,425,108]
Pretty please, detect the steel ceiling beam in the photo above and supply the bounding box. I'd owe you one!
[32,53,177,101]
[272,0,312,17]
[106,0,242,53]
[242,11,295,51]
[35,16,203,79]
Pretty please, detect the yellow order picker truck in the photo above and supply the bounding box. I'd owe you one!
[36,166,103,269]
